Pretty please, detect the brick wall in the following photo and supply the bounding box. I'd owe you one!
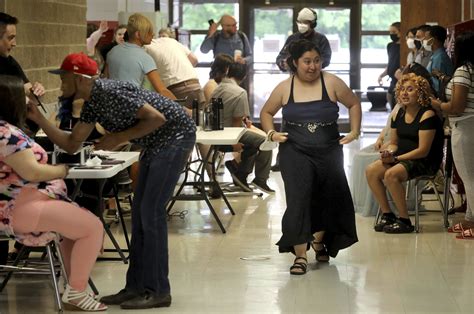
[1,0,87,109]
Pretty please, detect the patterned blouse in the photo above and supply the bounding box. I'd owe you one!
[81,79,196,161]
[0,121,69,246]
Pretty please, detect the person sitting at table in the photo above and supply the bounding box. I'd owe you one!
[27,53,196,310]
[211,58,275,193]
[52,95,132,215]
[0,75,106,311]
[366,73,444,233]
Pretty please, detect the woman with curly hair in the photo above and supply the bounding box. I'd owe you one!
[366,73,444,233]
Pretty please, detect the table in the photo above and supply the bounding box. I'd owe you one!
[166,127,246,233]
[67,151,139,263]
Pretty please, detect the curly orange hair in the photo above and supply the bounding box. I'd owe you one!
[395,73,432,107]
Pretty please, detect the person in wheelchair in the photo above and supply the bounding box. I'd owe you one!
[366,73,444,233]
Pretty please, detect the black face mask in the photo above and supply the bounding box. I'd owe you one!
[390,34,399,42]
[414,39,422,50]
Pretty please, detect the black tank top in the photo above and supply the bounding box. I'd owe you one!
[282,73,339,123]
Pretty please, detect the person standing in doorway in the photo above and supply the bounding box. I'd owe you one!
[378,22,401,110]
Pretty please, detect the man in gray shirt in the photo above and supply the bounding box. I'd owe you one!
[200,14,252,65]
[211,61,273,193]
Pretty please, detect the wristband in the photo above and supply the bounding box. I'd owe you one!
[267,130,276,142]
[351,131,360,140]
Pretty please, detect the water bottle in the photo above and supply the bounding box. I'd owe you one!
[217,98,224,130]
[204,107,213,131]
[192,99,199,126]
[211,98,220,130]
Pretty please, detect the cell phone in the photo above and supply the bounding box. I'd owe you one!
[208,19,215,26]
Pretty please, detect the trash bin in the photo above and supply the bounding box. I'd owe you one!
[366,86,388,112]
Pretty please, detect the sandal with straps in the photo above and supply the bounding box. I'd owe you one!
[456,228,474,240]
[448,222,465,233]
[62,284,107,311]
[311,241,329,263]
[289,256,307,275]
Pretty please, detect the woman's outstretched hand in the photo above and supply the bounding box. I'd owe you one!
[272,132,288,143]
[339,131,359,145]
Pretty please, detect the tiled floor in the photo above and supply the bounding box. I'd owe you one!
[1,110,474,313]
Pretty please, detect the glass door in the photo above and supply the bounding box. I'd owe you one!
[249,7,293,119]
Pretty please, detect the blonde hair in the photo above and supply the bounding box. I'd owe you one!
[127,13,154,40]
[395,73,432,107]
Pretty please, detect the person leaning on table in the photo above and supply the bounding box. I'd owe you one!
[26,52,196,310]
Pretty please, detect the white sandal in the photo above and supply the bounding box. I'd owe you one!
[62,284,107,311]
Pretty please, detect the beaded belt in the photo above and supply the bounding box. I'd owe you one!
[284,120,336,133]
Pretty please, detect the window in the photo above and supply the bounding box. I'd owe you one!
[360,1,401,90]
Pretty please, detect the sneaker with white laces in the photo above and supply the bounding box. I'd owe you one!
[252,179,275,193]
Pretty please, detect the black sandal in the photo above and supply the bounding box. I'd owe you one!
[311,241,329,263]
[289,257,307,275]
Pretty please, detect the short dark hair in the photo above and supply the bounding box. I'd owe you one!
[0,75,27,129]
[406,27,418,37]
[417,24,431,34]
[391,22,401,31]
[287,39,321,73]
[428,25,447,44]
[227,62,247,81]
[0,12,18,37]
[454,31,474,69]
[209,54,233,83]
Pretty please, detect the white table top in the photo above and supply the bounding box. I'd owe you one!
[66,151,139,179]
[196,127,246,145]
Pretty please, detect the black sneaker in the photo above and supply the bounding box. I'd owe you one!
[225,161,252,192]
[383,219,415,234]
[374,214,397,232]
[252,179,275,193]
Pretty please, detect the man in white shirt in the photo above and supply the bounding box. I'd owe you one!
[145,37,204,109]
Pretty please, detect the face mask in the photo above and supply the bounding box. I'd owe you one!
[297,22,309,34]
[406,38,416,49]
[414,39,422,50]
[390,34,399,42]
[423,39,432,51]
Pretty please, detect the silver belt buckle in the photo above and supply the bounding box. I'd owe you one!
[307,123,317,133]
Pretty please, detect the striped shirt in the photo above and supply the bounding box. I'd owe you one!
[446,64,474,120]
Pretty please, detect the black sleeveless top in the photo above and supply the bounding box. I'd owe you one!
[282,73,339,123]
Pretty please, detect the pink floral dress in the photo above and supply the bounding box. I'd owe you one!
[0,120,70,246]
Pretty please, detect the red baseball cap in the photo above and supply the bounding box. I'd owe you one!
[49,53,99,77]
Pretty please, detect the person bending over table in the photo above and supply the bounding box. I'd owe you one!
[27,53,196,310]
[366,73,444,234]
[0,75,106,311]
[260,39,360,275]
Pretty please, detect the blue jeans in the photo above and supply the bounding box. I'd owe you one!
[125,134,195,296]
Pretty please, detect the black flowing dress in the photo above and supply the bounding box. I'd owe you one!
[277,73,358,257]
